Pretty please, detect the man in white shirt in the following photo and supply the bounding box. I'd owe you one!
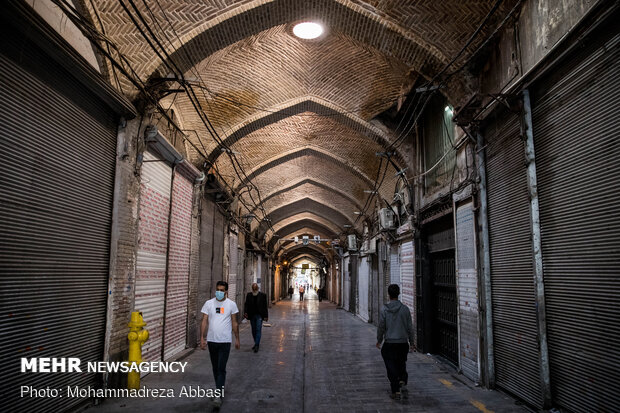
[200,281,240,408]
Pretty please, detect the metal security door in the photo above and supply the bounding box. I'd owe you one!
[0,29,117,412]
[427,222,457,365]
[531,26,620,412]
[485,109,543,408]
[135,150,172,363]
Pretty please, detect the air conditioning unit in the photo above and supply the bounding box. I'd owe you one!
[347,234,357,251]
[379,208,395,230]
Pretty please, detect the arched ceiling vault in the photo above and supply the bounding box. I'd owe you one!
[267,219,338,245]
[255,198,352,237]
[288,255,321,265]
[82,0,520,247]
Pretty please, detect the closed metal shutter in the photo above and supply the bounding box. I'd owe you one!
[197,198,215,344]
[485,110,543,408]
[531,29,620,412]
[162,170,193,361]
[228,232,239,307]
[357,257,370,322]
[400,241,415,314]
[343,256,350,310]
[135,151,172,363]
[390,244,400,285]
[0,36,117,411]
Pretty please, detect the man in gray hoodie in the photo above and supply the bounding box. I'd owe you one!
[376,284,415,400]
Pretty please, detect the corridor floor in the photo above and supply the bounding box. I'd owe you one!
[91,291,529,413]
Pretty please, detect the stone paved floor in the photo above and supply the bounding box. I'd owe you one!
[90,290,529,413]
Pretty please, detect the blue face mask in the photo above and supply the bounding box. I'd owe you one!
[215,291,225,301]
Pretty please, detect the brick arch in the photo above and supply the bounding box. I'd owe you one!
[287,254,322,265]
[151,0,447,84]
[206,97,408,169]
[254,177,363,215]
[272,229,334,253]
[267,220,337,245]
[282,243,329,258]
[270,213,342,238]
[255,198,352,239]
[256,184,360,224]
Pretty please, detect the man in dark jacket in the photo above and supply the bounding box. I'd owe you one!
[244,283,268,353]
[376,284,415,400]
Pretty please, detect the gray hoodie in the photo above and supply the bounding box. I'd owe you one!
[377,300,414,345]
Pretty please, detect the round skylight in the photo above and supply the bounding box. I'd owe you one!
[293,22,324,39]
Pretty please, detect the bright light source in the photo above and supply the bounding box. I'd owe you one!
[293,22,324,39]
[445,105,453,115]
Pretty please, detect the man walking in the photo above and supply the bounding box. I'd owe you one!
[376,284,415,400]
[244,283,268,353]
[200,281,240,408]
[299,285,305,301]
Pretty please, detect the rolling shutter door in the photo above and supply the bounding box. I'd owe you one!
[400,241,415,313]
[135,151,172,363]
[357,257,369,322]
[162,170,193,361]
[390,244,400,285]
[343,256,350,310]
[485,111,543,408]
[531,29,620,412]
[0,33,117,411]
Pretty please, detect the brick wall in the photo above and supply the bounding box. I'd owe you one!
[103,117,142,389]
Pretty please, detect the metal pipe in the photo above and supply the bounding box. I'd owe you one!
[521,89,552,408]
[476,131,495,388]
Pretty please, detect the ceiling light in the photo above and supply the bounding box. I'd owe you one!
[293,22,323,39]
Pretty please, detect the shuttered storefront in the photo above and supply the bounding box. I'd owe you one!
[390,244,400,285]
[135,151,172,362]
[485,110,543,408]
[343,255,350,310]
[227,232,239,308]
[400,241,415,315]
[357,257,370,322]
[162,169,194,360]
[0,25,118,412]
[427,222,457,365]
[531,27,620,412]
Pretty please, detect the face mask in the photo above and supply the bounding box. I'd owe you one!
[215,291,225,301]
[252,290,259,296]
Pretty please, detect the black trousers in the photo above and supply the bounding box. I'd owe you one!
[381,342,409,393]
[207,341,231,391]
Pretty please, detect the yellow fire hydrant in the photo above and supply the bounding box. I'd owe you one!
[127,311,149,389]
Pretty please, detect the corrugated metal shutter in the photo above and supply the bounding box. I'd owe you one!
[531,29,620,412]
[163,170,193,361]
[228,232,239,307]
[455,202,480,382]
[390,245,400,285]
[485,110,543,408]
[0,35,117,411]
[357,257,369,322]
[343,256,350,310]
[135,151,171,362]
[400,241,415,313]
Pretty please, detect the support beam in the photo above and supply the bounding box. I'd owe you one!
[476,131,495,388]
[521,89,552,409]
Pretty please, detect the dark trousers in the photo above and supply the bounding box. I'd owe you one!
[300,292,304,301]
[250,314,263,346]
[381,342,409,393]
[207,342,231,391]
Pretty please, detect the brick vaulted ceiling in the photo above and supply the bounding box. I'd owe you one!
[81,0,517,258]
